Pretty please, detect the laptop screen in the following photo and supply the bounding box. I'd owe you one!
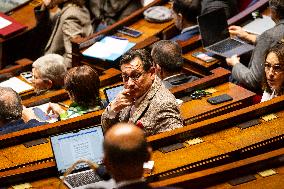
[198,8,230,47]
[51,126,104,174]
[104,84,124,104]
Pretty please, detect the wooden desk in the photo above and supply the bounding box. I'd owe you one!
[71,0,172,68]
[180,82,255,124]
[0,1,39,68]
[146,95,284,184]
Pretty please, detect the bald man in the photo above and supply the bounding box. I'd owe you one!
[103,122,178,189]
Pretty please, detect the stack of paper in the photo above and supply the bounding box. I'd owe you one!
[0,77,34,93]
[83,36,136,61]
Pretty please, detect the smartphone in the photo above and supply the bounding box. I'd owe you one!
[20,71,33,83]
[117,26,142,38]
[33,107,51,121]
[207,94,233,105]
[192,51,216,63]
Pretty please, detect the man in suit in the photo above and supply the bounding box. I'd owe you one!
[101,49,183,136]
[103,122,179,189]
[171,0,201,42]
[151,40,199,89]
[34,0,93,67]
[89,0,142,31]
[201,0,238,19]
[0,87,46,135]
[226,0,284,91]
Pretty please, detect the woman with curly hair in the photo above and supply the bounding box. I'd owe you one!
[261,41,284,102]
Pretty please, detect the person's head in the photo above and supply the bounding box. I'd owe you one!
[172,0,201,30]
[103,122,151,182]
[32,54,66,93]
[263,41,284,94]
[0,87,22,123]
[120,49,155,99]
[64,65,100,107]
[151,40,183,79]
[269,0,284,22]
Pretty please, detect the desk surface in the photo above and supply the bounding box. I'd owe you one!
[180,82,255,124]
[150,109,284,176]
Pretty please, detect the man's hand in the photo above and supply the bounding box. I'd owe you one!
[109,89,134,113]
[229,25,257,44]
[22,106,39,123]
[226,55,240,67]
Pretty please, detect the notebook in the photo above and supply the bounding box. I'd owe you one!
[50,126,115,189]
[103,84,124,104]
[82,36,136,61]
[242,15,275,35]
[197,8,254,58]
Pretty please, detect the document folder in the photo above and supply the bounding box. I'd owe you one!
[0,12,27,38]
[82,36,136,61]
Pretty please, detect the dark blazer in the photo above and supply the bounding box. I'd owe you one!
[89,0,142,26]
[201,0,238,18]
[0,119,47,135]
[232,19,284,90]
[170,26,199,42]
[101,77,183,136]
[163,73,199,89]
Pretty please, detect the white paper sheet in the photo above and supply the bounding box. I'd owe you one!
[0,77,34,93]
[0,16,12,29]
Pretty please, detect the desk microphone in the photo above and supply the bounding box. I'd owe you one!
[96,165,111,181]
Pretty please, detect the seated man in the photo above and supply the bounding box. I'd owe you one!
[32,54,67,95]
[0,87,46,135]
[171,0,201,41]
[101,49,183,136]
[226,0,284,91]
[201,0,238,19]
[151,40,199,89]
[89,0,142,31]
[103,122,179,189]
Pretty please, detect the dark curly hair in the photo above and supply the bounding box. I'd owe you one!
[263,40,284,93]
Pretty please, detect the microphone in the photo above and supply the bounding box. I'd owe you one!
[96,164,112,181]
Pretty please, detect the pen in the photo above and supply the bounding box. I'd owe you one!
[58,102,69,108]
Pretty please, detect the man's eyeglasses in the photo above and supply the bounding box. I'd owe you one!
[122,72,146,82]
[265,63,284,74]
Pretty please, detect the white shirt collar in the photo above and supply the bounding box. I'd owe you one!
[181,25,198,34]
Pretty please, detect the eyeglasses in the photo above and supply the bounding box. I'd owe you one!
[122,71,146,82]
[264,63,284,74]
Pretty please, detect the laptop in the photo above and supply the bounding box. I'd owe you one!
[197,8,255,58]
[50,126,115,189]
[103,84,124,104]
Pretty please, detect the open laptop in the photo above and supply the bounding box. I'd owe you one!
[103,84,124,104]
[51,126,115,189]
[197,8,254,58]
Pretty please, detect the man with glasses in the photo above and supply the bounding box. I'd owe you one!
[101,49,183,136]
[226,0,284,91]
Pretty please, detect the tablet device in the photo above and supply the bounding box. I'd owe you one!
[103,84,124,104]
